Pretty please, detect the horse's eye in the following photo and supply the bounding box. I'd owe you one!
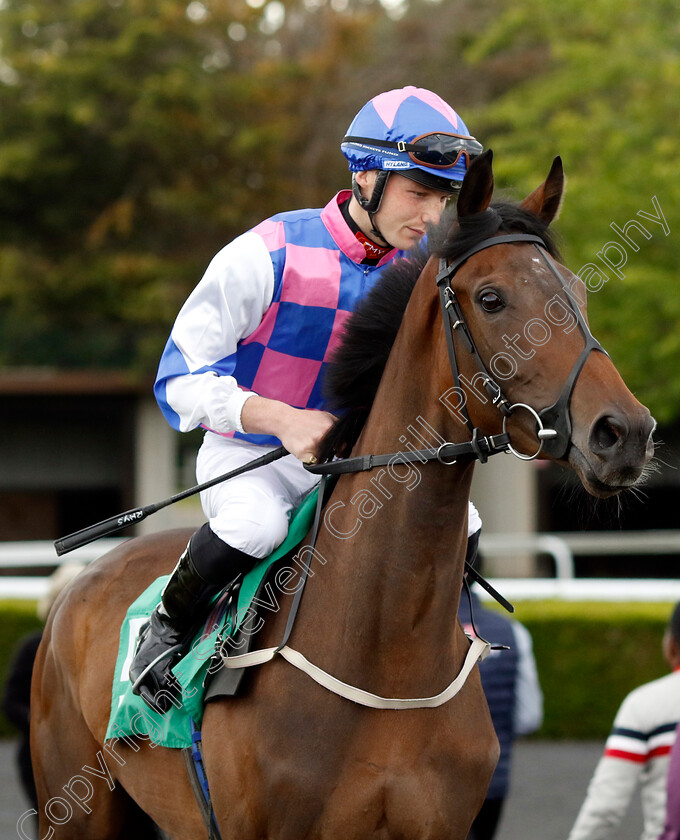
[479,291,504,312]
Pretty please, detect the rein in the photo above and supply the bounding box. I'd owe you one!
[302,432,510,475]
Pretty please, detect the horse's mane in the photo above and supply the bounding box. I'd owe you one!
[318,201,561,461]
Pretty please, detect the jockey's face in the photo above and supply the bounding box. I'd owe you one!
[353,170,452,250]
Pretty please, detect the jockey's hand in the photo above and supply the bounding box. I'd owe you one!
[241,397,336,464]
[277,407,337,464]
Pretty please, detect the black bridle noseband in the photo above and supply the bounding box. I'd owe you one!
[435,232,608,462]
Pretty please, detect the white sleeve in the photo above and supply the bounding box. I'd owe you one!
[567,754,641,840]
[467,500,482,536]
[568,691,646,840]
[511,622,544,735]
[159,231,275,434]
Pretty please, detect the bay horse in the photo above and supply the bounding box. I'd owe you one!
[31,152,654,840]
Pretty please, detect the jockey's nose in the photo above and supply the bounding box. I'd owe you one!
[423,195,446,226]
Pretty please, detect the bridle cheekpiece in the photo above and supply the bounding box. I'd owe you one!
[436,231,608,462]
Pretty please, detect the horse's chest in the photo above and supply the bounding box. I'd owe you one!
[328,746,497,838]
[209,661,498,839]
[267,718,499,840]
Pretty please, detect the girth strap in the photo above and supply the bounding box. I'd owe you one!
[182,721,222,839]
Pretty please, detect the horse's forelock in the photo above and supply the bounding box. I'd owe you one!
[432,202,561,263]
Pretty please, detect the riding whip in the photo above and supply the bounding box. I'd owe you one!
[54,445,288,556]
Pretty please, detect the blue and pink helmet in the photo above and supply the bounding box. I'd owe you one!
[341,86,482,215]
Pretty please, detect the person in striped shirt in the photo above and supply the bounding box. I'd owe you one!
[568,602,680,840]
[128,87,484,713]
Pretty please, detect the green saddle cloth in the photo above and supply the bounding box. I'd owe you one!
[105,487,319,749]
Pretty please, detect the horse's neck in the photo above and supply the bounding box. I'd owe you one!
[304,272,474,666]
[317,458,473,624]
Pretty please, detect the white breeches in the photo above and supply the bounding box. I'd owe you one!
[196,434,321,559]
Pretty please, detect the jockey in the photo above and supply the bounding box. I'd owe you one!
[130,86,484,713]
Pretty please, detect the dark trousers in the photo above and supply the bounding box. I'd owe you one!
[467,798,504,840]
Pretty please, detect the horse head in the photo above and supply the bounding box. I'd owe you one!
[437,150,655,497]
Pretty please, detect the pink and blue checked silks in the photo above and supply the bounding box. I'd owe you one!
[154,191,405,446]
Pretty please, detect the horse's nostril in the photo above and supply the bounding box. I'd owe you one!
[590,415,628,453]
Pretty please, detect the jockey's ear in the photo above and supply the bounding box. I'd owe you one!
[455,149,494,219]
[520,156,565,225]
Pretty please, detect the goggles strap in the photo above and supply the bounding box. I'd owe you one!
[345,135,427,153]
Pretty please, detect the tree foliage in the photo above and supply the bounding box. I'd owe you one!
[0,0,679,423]
[0,0,379,369]
[463,0,680,422]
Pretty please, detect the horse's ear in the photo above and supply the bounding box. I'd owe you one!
[519,156,564,224]
[456,149,494,219]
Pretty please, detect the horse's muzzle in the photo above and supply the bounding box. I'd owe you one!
[578,406,656,494]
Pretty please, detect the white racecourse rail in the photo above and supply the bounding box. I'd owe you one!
[0,531,679,602]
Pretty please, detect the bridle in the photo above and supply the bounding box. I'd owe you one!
[435,232,609,462]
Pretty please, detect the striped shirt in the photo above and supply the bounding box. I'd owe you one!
[568,669,680,840]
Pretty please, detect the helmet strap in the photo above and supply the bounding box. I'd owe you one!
[351,171,392,246]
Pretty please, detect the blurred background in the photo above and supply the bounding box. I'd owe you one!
[0,0,679,834]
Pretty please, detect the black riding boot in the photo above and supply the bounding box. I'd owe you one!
[129,523,257,713]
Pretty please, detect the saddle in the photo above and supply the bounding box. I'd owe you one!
[105,485,322,749]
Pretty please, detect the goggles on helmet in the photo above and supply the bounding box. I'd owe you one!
[407,132,484,169]
[342,131,483,171]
